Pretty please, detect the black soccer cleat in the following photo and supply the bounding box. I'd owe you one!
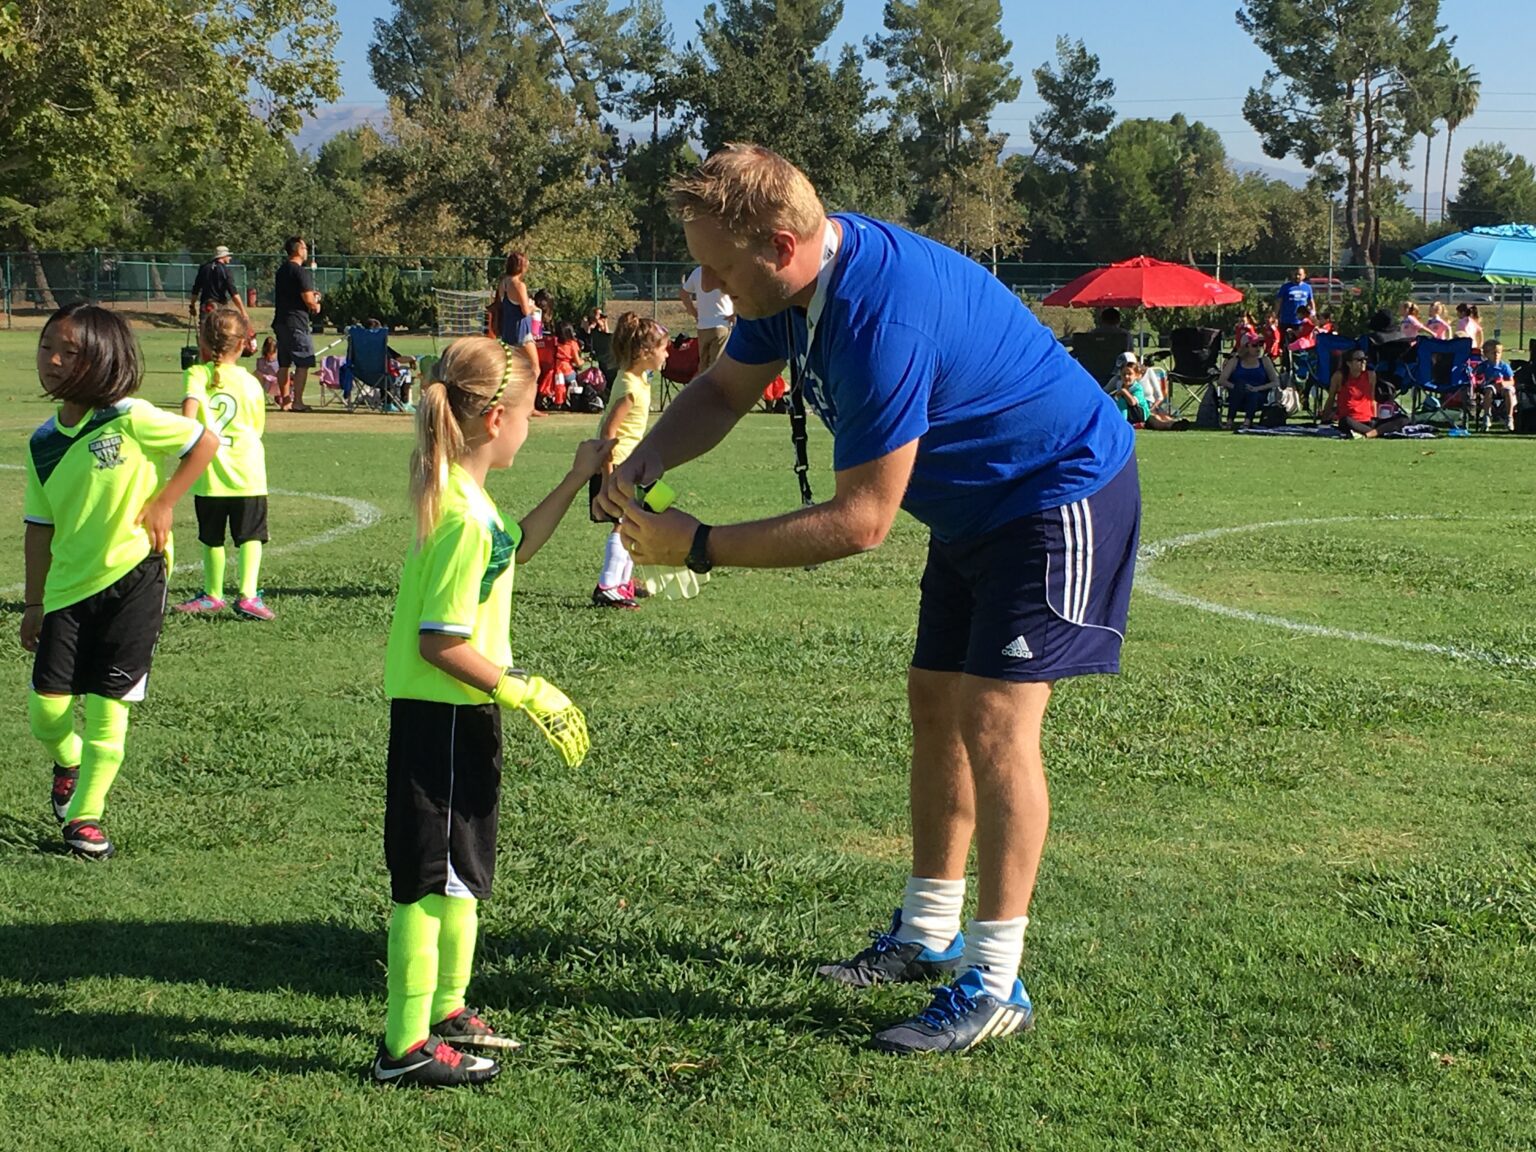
[61,819,114,860]
[871,967,1034,1055]
[371,1035,500,1087]
[51,764,78,823]
[815,910,964,988]
[431,1007,522,1051]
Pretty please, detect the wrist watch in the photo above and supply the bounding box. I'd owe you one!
[686,523,713,574]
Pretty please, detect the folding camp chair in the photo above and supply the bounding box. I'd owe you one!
[1309,333,1365,414]
[1406,336,1474,427]
[342,325,399,413]
[1163,327,1224,417]
[1069,330,1132,390]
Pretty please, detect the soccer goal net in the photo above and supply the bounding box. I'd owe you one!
[433,288,493,340]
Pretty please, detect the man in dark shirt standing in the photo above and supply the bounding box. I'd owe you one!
[190,245,251,328]
[274,236,321,411]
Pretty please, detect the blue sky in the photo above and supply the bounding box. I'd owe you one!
[315,0,1536,216]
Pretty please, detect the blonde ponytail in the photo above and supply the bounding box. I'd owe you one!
[408,336,533,541]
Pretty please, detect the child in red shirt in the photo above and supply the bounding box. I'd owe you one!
[553,323,584,395]
[1262,312,1283,360]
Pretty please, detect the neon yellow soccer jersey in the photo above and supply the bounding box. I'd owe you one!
[384,464,522,706]
[183,363,268,496]
[23,398,204,612]
[601,369,652,466]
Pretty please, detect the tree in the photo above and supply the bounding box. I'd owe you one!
[923,133,1027,269]
[0,0,339,300]
[1083,116,1255,264]
[1449,143,1536,229]
[1237,0,1457,266]
[1438,64,1480,222]
[867,0,1020,183]
[1028,36,1116,170]
[368,0,500,114]
[671,0,906,218]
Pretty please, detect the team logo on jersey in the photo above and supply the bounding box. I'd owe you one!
[88,434,124,469]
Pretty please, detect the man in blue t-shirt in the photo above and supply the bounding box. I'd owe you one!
[602,145,1140,1055]
[1276,267,1314,336]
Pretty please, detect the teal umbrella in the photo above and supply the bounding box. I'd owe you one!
[1402,224,1536,283]
[1403,224,1536,349]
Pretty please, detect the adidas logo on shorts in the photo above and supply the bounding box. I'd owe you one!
[1001,636,1033,659]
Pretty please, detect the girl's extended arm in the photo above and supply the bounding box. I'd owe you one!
[419,634,501,694]
[597,394,633,445]
[137,429,220,552]
[516,438,615,564]
[20,522,53,651]
[181,398,201,419]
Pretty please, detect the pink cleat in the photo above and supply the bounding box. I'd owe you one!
[174,593,227,614]
[233,595,275,621]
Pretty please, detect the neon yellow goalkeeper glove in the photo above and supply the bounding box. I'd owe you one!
[493,669,590,767]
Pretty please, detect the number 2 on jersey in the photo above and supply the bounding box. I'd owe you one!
[207,392,239,448]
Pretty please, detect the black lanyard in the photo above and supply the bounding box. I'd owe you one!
[785,310,814,508]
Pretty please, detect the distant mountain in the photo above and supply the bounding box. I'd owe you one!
[1229,158,1310,188]
[292,104,388,153]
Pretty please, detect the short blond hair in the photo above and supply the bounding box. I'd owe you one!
[669,144,826,244]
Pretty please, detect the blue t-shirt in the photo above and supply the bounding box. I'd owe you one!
[1277,280,1314,327]
[725,214,1134,542]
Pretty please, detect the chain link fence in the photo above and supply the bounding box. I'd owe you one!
[4,251,1530,345]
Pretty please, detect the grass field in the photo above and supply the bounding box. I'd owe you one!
[2,329,1535,1150]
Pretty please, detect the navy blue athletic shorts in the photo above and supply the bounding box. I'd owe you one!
[911,455,1140,683]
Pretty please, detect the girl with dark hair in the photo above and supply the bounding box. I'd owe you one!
[22,304,219,859]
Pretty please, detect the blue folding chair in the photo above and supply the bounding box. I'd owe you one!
[1406,336,1475,427]
[341,325,396,412]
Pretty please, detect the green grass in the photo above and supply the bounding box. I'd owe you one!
[2,329,1536,1149]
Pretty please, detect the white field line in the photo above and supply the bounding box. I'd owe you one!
[1135,514,1536,672]
[0,465,383,595]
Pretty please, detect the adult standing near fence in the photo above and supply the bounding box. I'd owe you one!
[602,144,1139,1056]
[273,237,320,412]
[1275,266,1314,342]
[680,265,735,371]
[189,246,250,328]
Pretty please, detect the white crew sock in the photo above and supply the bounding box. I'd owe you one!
[961,916,1029,999]
[600,530,629,588]
[893,876,966,952]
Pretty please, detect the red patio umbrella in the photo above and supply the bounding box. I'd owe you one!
[1041,256,1243,309]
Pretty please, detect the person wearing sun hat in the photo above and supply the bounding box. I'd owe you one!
[190,245,250,327]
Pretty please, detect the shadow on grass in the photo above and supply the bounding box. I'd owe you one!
[0,919,886,1048]
[0,993,354,1076]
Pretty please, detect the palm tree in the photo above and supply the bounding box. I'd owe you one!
[1440,65,1481,222]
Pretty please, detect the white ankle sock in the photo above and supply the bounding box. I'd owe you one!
[893,876,965,952]
[961,916,1028,999]
[600,532,629,588]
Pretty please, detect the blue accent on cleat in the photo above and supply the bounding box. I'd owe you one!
[871,967,1034,1054]
[815,909,965,988]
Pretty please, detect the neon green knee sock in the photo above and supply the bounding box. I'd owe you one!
[28,692,81,768]
[237,541,262,600]
[385,900,441,1058]
[425,894,479,1025]
[202,544,226,598]
[66,695,129,823]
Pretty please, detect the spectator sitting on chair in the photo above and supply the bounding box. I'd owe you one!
[190,245,251,330]
[553,322,585,399]
[365,318,417,411]
[1471,339,1516,432]
[532,290,553,338]
[1109,352,1188,430]
[1286,305,1318,352]
[578,307,609,345]
[1090,306,1134,352]
[1218,332,1280,430]
[1320,349,1384,437]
